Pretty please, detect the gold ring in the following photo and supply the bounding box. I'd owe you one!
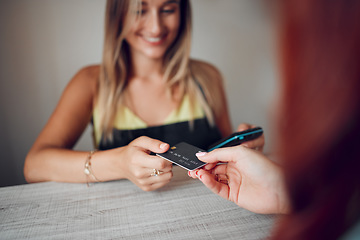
[150,169,162,177]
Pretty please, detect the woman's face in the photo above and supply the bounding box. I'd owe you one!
[125,0,181,61]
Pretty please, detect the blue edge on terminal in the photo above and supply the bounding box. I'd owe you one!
[207,128,263,152]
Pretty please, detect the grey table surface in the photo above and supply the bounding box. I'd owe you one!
[0,166,276,240]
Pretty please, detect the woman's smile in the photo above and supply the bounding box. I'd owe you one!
[141,34,167,45]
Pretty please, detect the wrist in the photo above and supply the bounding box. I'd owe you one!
[84,150,101,186]
[92,147,128,182]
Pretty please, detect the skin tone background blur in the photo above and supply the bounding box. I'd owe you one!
[0,0,277,187]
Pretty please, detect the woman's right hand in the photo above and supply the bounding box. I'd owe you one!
[107,136,173,191]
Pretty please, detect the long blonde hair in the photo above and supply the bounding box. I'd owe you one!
[97,0,223,142]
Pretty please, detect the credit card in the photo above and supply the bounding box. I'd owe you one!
[156,142,206,171]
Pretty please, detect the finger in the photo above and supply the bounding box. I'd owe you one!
[160,164,173,173]
[143,180,172,191]
[209,164,227,176]
[197,169,229,200]
[147,170,173,183]
[242,135,264,150]
[131,147,172,169]
[156,156,173,168]
[137,171,173,191]
[236,123,253,132]
[137,155,172,169]
[188,170,198,178]
[195,146,244,164]
[135,170,172,185]
[146,165,173,176]
[203,162,217,170]
[130,136,170,153]
[189,165,227,180]
[130,161,172,179]
[210,165,229,184]
[188,168,210,179]
[189,161,228,179]
[188,169,201,179]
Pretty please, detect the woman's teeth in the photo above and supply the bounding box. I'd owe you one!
[144,37,162,43]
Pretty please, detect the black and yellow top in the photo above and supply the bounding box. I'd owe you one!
[93,95,222,150]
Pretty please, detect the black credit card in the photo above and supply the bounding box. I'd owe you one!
[156,142,206,171]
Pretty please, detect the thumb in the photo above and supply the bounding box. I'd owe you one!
[196,146,245,164]
[236,123,254,132]
[130,136,169,153]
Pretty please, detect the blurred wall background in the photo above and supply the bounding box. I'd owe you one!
[0,0,277,187]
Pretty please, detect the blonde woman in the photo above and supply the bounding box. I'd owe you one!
[24,0,264,191]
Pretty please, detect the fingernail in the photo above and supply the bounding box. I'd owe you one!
[199,174,203,180]
[196,152,207,157]
[195,170,199,177]
[160,143,168,149]
[187,171,191,177]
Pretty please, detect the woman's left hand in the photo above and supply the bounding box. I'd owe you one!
[236,123,265,152]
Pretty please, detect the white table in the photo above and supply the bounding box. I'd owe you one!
[0,166,276,240]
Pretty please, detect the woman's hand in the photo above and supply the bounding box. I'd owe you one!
[189,145,290,214]
[108,136,173,191]
[236,123,265,151]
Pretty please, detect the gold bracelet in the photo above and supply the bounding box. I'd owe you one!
[84,150,101,186]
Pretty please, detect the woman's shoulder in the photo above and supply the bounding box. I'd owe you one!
[68,64,100,91]
[189,59,223,83]
[73,64,100,83]
[61,64,101,103]
[190,59,220,73]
